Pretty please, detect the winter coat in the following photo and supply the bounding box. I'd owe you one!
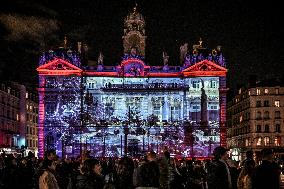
[251,160,280,189]
[76,173,105,189]
[207,160,231,189]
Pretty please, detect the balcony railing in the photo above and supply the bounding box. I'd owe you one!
[101,83,189,91]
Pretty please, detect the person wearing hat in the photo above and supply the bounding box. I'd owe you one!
[207,146,232,189]
[251,148,280,189]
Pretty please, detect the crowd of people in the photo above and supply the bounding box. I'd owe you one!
[0,146,282,189]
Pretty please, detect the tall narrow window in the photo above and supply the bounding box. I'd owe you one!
[275,100,280,107]
[264,111,269,119]
[275,137,281,146]
[265,125,269,132]
[264,100,269,107]
[276,88,279,94]
[275,111,280,119]
[275,124,281,133]
[256,137,262,146]
[256,111,261,119]
[256,125,261,132]
[264,137,270,146]
[256,89,261,95]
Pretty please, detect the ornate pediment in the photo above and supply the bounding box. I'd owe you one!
[117,57,149,77]
[37,58,82,76]
[182,60,227,77]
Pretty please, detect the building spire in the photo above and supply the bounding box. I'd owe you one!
[199,37,203,47]
[133,2,138,14]
[64,35,67,49]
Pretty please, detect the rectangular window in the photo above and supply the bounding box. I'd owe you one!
[275,137,281,146]
[264,89,269,94]
[256,89,261,95]
[275,111,280,118]
[256,125,261,132]
[275,100,280,107]
[265,125,269,133]
[192,80,200,89]
[276,88,279,94]
[256,101,261,107]
[256,137,262,146]
[264,100,269,107]
[264,137,270,146]
[276,124,281,133]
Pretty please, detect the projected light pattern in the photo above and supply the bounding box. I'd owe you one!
[42,74,221,158]
[43,76,82,156]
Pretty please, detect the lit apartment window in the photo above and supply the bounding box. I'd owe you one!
[240,115,243,123]
[275,100,280,107]
[248,90,251,95]
[264,89,269,94]
[275,137,281,146]
[245,138,250,146]
[239,88,242,94]
[16,114,19,121]
[264,137,270,146]
[26,104,29,110]
[256,137,262,146]
[276,88,279,94]
[26,92,28,98]
[256,89,261,95]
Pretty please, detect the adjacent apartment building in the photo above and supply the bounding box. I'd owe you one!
[0,82,38,156]
[227,78,284,161]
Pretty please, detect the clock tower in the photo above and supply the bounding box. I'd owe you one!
[123,4,146,56]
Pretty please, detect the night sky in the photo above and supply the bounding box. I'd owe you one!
[0,0,284,97]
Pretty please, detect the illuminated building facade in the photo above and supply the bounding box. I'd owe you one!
[227,79,284,161]
[25,92,39,155]
[37,6,228,158]
[0,82,38,155]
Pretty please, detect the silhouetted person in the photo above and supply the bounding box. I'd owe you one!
[241,150,255,168]
[207,146,232,189]
[252,148,280,189]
